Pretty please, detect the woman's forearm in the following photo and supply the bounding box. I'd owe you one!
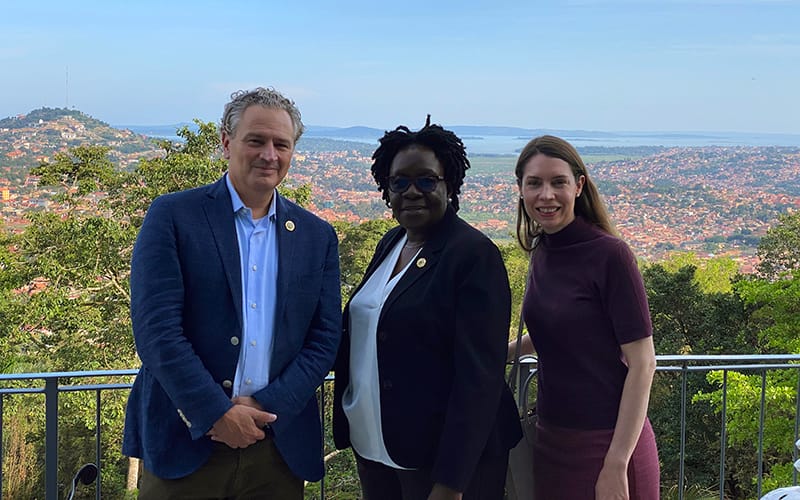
[507,333,534,362]
[605,337,656,467]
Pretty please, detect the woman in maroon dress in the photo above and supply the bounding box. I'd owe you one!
[509,135,660,499]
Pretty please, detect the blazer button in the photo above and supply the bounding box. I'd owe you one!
[377,330,388,342]
[382,379,392,390]
[230,337,240,346]
[222,380,232,389]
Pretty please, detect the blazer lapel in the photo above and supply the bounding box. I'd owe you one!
[379,207,456,318]
[355,228,404,296]
[202,177,243,332]
[274,194,296,335]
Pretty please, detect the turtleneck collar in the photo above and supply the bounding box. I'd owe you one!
[540,216,600,249]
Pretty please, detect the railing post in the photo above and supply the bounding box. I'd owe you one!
[679,362,688,500]
[794,370,800,486]
[320,385,325,500]
[757,370,767,498]
[719,370,727,500]
[1,394,4,500]
[45,376,59,500]
[96,389,102,499]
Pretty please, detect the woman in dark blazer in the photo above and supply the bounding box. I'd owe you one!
[333,117,522,500]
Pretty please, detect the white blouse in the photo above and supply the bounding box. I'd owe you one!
[342,235,420,469]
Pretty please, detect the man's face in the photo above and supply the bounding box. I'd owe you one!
[222,105,295,204]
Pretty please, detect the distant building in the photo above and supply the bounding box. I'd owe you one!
[1,188,10,201]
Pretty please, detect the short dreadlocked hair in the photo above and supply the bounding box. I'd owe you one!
[371,115,470,212]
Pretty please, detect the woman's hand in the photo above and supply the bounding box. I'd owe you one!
[427,483,463,500]
[595,460,629,500]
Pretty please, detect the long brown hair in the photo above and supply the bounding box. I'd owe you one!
[514,135,616,251]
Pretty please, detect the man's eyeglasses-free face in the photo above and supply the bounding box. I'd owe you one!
[387,176,445,194]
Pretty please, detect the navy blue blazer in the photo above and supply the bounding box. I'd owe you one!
[123,176,342,481]
[332,207,522,491]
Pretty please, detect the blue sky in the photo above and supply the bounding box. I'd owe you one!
[1,0,799,133]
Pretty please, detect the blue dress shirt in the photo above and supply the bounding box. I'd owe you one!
[225,174,278,397]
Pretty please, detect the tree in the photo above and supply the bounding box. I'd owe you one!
[643,264,708,354]
[110,120,227,217]
[335,218,397,302]
[757,211,800,279]
[498,242,530,341]
[0,227,27,373]
[690,215,800,497]
[30,145,116,197]
[660,251,740,294]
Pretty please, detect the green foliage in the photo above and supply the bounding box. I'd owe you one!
[642,262,763,497]
[694,369,800,496]
[660,483,718,500]
[736,274,800,352]
[697,371,797,451]
[335,218,397,302]
[643,263,755,355]
[0,230,27,372]
[686,216,800,498]
[31,145,116,197]
[280,183,312,208]
[1,396,44,498]
[757,211,800,279]
[643,264,709,354]
[498,242,529,340]
[2,120,241,497]
[761,461,799,494]
[118,121,227,215]
[660,252,740,294]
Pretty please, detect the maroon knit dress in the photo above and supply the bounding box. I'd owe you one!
[522,216,660,499]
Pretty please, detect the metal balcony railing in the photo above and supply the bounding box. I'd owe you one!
[2,355,800,500]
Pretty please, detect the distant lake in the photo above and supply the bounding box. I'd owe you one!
[312,132,800,155]
[121,124,800,155]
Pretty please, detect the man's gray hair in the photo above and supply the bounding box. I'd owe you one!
[221,87,305,142]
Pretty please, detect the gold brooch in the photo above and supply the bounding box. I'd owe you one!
[285,221,296,232]
[416,258,426,268]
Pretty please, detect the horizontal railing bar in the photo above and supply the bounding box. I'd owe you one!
[0,388,45,395]
[1,382,135,394]
[60,383,134,392]
[657,364,800,372]
[0,356,796,383]
[0,369,138,381]
[656,354,800,362]
[4,354,800,499]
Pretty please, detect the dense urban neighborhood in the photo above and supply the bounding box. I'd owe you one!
[2,108,800,272]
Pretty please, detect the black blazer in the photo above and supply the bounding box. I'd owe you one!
[333,207,522,491]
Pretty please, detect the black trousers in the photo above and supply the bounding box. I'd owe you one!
[354,450,509,500]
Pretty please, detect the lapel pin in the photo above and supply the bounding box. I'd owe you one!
[285,220,296,232]
[416,257,426,268]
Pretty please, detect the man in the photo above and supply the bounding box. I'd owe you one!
[123,87,342,499]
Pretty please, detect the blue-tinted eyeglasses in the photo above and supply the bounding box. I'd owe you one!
[387,175,445,194]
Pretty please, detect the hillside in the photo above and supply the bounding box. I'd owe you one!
[0,107,162,170]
